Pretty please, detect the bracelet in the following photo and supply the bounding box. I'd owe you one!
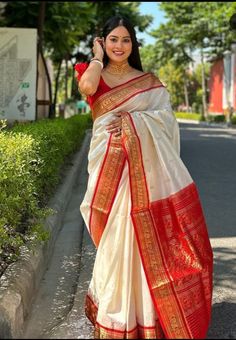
[91,57,103,62]
[90,58,103,69]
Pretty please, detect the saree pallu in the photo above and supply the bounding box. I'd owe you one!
[80,74,213,339]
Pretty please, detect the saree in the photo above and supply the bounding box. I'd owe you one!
[78,71,213,339]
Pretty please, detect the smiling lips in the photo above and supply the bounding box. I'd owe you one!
[113,51,124,56]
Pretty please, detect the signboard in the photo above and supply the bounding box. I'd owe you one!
[0,27,37,121]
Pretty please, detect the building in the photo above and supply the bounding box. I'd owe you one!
[208,44,236,115]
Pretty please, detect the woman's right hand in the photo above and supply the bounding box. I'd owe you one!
[92,37,105,61]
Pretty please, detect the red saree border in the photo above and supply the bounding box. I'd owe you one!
[99,86,164,119]
[122,113,212,339]
[122,113,192,339]
[85,294,165,339]
[101,72,152,91]
[89,133,126,248]
[92,73,164,121]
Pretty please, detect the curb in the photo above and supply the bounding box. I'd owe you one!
[0,130,91,339]
[176,118,236,129]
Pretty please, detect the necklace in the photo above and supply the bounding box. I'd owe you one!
[105,61,132,78]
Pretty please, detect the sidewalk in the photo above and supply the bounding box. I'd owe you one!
[22,129,93,339]
[0,129,92,339]
[176,117,236,129]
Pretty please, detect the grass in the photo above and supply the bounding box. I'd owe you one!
[174,112,202,121]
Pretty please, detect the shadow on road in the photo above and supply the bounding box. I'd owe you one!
[179,123,236,338]
[208,302,236,339]
[179,123,236,239]
[213,247,236,284]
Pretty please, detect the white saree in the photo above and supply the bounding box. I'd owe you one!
[79,72,213,339]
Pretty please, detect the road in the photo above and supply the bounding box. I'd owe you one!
[180,123,236,339]
[22,123,236,339]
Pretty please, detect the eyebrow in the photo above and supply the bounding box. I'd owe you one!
[109,35,131,38]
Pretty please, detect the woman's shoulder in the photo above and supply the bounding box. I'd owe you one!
[146,71,161,81]
[143,71,165,87]
[130,69,150,79]
[133,69,163,83]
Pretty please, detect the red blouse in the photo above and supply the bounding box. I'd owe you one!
[74,62,159,121]
[74,62,111,110]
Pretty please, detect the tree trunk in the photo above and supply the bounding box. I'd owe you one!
[200,48,208,120]
[37,1,54,118]
[183,72,190,112]
[37,2,45,49]
[71,60,76,98]
[36,2,46,120]
[53,59,63,116]
[40,47,54,118]
[65,57,68,102]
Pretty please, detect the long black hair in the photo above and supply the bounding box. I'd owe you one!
[101,15,143,71]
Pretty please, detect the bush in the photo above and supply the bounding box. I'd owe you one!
[12,114,92,203]
[191,102,198,114]
[207,114,226,123]
[231,115,236,125]
[174,112,201,120]
[0,131,49,273]
[0,114,92,276]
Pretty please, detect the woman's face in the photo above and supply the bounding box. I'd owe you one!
[104,26,132,63]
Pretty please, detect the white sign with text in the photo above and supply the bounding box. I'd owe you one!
[0,27,37,121]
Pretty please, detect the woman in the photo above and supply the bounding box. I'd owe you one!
[75,15,213,340]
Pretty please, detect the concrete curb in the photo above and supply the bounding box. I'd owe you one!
[177,118,236,129]
[0,130,91,339]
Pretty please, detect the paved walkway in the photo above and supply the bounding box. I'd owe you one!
[22,131,94,339]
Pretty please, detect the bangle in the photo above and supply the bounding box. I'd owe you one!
[91,57,103,62]
[90,58,103,69]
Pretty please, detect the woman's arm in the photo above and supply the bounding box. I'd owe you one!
[79,38,104,96]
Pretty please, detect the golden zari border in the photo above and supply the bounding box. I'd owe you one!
[122,113,213,339]
[92,73,163,120]
[85,294,165,339]
[122,113,192,339]
[89,134,126,248]
[150,183,213,329]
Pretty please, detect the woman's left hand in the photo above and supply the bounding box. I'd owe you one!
[105,113,123,137]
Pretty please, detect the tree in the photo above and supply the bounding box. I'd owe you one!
[149,2,235,119]
[139,44,158,73]
[0,2,96,117]
[158,61,186,110]
[1,2,153,117]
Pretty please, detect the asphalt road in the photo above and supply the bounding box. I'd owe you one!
[179,123,236,339]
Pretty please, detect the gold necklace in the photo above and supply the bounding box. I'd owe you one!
[105,61,132,77]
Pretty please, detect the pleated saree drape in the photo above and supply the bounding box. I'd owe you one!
[79,73,213,339]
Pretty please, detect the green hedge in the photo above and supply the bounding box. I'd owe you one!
[0,114,92,275]
[207,114,226,123]
[231,115,236,125]
[11,114,92,200]
[175,112,232,124]
[174,112,202,121]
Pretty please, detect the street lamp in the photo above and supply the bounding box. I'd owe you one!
[227,14,236,123]
[223,49,234,123]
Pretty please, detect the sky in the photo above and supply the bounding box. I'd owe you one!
[136,2,167,45]
[137,2,200,64]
